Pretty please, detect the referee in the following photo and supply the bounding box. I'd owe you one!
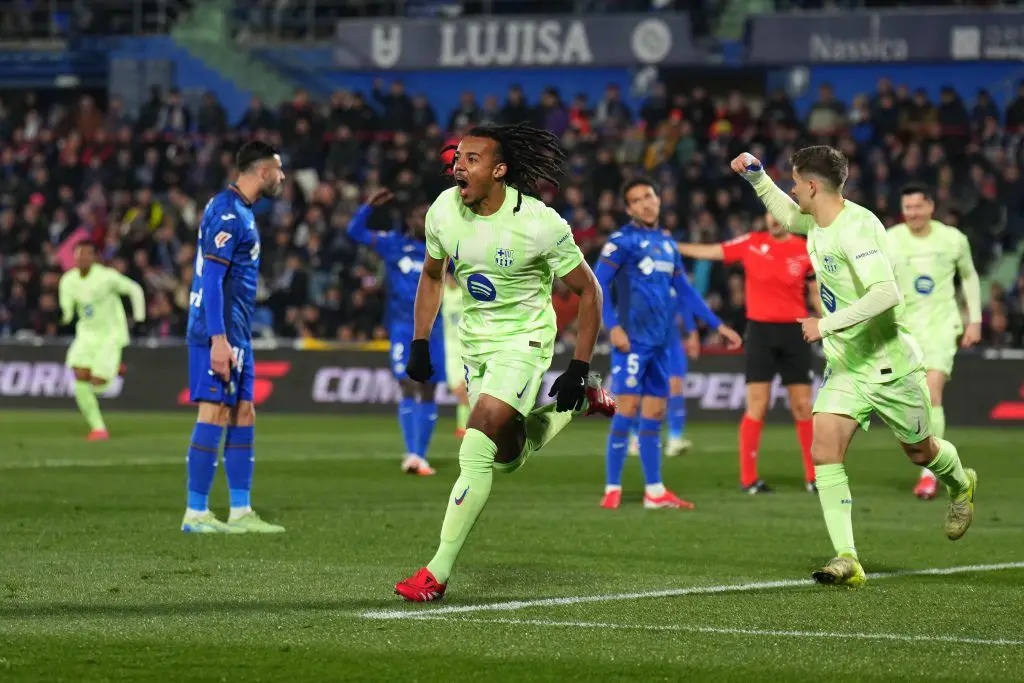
[679,213,820,494]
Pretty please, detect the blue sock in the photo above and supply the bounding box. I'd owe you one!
[638,417,663,485]
[668,395,687,441]
[398,398,418,454]
[187,422,223,512]
[605,414,634,486]
[224,425,255,509]
[415,401,438,462]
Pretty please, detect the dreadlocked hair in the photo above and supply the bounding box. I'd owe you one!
[450,123,567,214]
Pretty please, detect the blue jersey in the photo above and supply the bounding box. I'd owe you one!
[186,187,260,348]
[347,204,424,329]
[595,224,720,349]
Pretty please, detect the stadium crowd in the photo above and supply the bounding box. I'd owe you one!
[2,78,1024,347]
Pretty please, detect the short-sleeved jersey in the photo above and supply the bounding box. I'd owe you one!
[601,224,687,349]
[186,187,261,348]
[886,220,972,337]
[807,200,921,383]
[721,231,813,323]
[425,187,583,359]
[58,264,136,346]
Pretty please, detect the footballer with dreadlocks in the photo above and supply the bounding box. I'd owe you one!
[394,123,617,602]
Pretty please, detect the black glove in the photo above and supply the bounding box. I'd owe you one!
[548,359,589,413]
[406,338,434,383]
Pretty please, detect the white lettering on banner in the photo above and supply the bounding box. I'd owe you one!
[371,24,403,68]
[312,367,455,405]
[683,373,823,410]
[439,20,594,67]
[808,13,908,62]
[0,363,123,398]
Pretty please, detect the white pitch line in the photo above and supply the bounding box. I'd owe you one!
[361,561,1024,620]
[406,616,1024,647]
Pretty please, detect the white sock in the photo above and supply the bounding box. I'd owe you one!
[229,506,253,520]
[645,483,666,498]
[604,484,622,494]
[185,508,208,520]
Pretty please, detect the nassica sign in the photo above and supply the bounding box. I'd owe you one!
[746,9,1024,64]
[334,14,700,69]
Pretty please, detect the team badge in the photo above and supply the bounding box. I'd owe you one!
[214,231,232,249]
[495,247,515,268]
[822,254,838,273]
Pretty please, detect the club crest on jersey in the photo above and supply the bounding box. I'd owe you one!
[214,231,232,249]
[495,248,515,268]
[822,254,838,274]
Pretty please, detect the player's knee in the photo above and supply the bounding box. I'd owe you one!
[399,380,417,400]
[232,401,256,426]
[73,367,91,382]
[790,399,812,421]
[640,398,666,421]
[617,395,640,417]
[418,382,437,403]
[901,437,937,466]
[197,401,230,426]
[669,377,684,396]
[90,376,108,388]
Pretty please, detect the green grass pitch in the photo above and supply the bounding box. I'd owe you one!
[1,410,1023,682]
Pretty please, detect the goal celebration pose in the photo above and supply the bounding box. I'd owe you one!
[394,124,615,602]
[736,146,976,587]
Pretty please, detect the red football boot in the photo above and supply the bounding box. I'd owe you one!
[914,472,938,500]
[643,489,695,509]
[395,567,447,602]
[86,429,109,441]
[584,373,616,417]
[600,489,622,509]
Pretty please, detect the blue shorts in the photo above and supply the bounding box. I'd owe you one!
[611,345,670,398]
[667,337,688,378]
[188,343,254,407]
[390,324,446,384]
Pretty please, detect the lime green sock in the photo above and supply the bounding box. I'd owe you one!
[456,403,470,431]
[74,380,105,431]
[930,405,945,439]
[920,405,946,480]
[426,428,496,583]
[814,463,857,558]
[926,438,969,497]
[493,403,575,474]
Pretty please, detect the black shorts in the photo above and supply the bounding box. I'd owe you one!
[745,321,813,386]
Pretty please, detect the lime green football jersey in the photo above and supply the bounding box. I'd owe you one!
[886,221,973,338]
[425,187,584,359]
[58,264,145,346]
[806,201,922,383]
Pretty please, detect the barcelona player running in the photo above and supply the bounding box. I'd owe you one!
[182,141,286,534]
[394,124,616,602]
[737,146,976,587]
[348,189,444,476]
[59,241,146,440]
[679,212,820,494]
[887,184,982,499]
[597,178,741,510]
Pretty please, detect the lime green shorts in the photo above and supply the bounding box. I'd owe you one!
[465,350,550,416]
[66,337,123,382]
[917,334,957,377]
[814,366,932,444]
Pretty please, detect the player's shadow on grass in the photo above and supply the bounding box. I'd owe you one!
[0,599,388,619]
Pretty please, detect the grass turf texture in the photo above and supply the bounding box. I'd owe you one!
[1,411,1023,682]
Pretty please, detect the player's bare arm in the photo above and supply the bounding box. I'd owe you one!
[559,260,602,363]
[413,253,446,341]
[808,278,823,316]
[956,236,983,348]
[677,243,725,261]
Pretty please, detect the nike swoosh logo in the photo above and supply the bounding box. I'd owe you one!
[516,381,529,398]
[454,486,469,505]
[454,241,460,260]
